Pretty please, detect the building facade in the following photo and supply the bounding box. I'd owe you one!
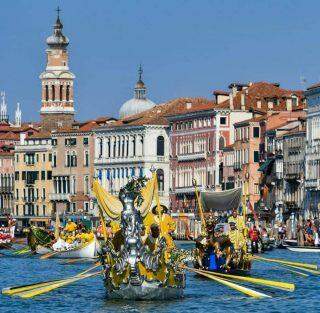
[14,133,53,228]
[305,83,320,218]
[50,118,114,216]
[167,100,230,213]
[0,148,14,220]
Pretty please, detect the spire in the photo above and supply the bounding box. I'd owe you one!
[134,64,146,100]
[46,7,69,49]
[0,91,8,123]
[15,102,22,127]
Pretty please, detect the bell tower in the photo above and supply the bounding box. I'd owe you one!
[40,8,75,131]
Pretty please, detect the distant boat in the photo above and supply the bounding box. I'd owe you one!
[287,246,320,253]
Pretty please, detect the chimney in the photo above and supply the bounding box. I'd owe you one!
[20,133,26,145]
[186,102,192,110]
[229,92,234,110]
[257,100,261,109]
[286,98,292,111]
[241,93,246,111]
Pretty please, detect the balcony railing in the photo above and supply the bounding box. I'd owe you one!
[177,152,206,162]
[49,193,71,201]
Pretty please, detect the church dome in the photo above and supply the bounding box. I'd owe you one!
[119,65,156,119]
[119,98,156,119]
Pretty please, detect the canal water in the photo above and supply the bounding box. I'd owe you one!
[0,243,319,313]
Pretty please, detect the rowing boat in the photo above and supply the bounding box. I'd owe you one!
[36,237,100,259]
[287,246,320,253]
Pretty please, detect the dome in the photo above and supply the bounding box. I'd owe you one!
[46,15,69,49]
[119,64,156,119]
[119,98,156,119]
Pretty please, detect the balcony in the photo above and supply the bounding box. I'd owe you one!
[174,186,195,194]
[0,187,13,193]
[49,193,71,201]
[233,162,242,171]
[305,179,319,189]
[177,152,206,162]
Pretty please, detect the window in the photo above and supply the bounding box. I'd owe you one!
[41,171,46,180]
[59,85,63,101]
[15,171,19,180]
[42,154,46,162]
[42,188,46,199]
[52,85,55,101]
[254,151,259,163]
[84,176,89,195]
[43,205,46,216]
[65,138,77,146]
[220,117,227,125]
[16,154,19,163]
[48,153,52,162]
[84,151,89,167]
[254,183,259,195]
[47,171,52,180]
[52,153,57,167]
[52,139,57,146]
[83,137,89,145]
[25,153,35,165]
[219,137,225,150]
[157,136,165,156]
[16,189,19,199]
[253,127,260,138]
[157,169,164,192]
[84,202,89,213]
[66,85,70,101]
[22,171,26,180]
[45,85,49,101]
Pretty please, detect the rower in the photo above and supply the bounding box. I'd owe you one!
[64,219,77,234]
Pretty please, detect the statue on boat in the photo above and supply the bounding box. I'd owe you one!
[93,172,186,300]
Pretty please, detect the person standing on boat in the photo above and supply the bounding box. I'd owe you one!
[227,208,246,251]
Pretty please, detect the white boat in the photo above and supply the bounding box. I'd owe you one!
[287,246,320,253]
[36,237,100,259]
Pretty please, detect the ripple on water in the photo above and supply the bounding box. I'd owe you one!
[0,245,319,313]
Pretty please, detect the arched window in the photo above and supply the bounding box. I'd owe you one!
[66,85,70,101]
[51,85,55,101]
[219,136,225,150]
[45,85,49,101]
[157,169,164,191]
[157,136,165,156]
[60,85,63,101]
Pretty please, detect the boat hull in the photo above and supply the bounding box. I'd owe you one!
[36,238,99,259]
[106,281,184,300]
[287,246,320,253]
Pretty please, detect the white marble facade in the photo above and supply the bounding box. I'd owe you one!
[94,125,170,207]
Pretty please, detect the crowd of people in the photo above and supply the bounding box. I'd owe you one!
[52,219,94,251]
[195,208,251,272]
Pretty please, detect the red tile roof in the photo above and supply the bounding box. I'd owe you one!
[106,98,216,128]
[216,82,304,112]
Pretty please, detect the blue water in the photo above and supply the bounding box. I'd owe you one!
[0,243,319,313]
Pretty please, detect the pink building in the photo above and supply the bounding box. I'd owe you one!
[167,98,231,213]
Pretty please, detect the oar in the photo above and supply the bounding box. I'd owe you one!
[40,250,61,259]
[184,267,271,299]
[194,268,295,291]
[254,258,309,277]
[17,271,102,299]
[254,255,318,271]
[2,263,102,296]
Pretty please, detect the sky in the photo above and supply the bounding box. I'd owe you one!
[1,0,320,122]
